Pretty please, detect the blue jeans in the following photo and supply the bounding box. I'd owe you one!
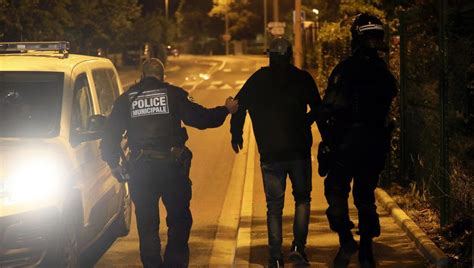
[260,159,312,259]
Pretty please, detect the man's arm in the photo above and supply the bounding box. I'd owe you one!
[180,90,238,129]
[303,71,323,128]
[100,94,128,168]
[230,73,254,153]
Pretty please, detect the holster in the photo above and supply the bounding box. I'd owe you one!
[171,146,193,178]
[317,141,333,177]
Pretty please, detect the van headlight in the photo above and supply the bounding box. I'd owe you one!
[1,155,63,205]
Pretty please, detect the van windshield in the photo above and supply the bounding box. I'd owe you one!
[0,72,63,137]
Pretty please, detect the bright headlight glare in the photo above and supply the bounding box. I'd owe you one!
[3,154,62,204]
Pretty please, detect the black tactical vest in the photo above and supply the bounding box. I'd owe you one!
[126,77,186,151]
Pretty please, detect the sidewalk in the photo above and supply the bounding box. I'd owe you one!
[237,127,428,267]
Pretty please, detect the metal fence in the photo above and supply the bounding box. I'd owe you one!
[398,0,473,225]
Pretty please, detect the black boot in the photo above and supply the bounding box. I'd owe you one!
[333,231,358,268]
[359,237,375,268]
[267,257,284,268]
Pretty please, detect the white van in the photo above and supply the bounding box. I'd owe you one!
[0,42,131,267]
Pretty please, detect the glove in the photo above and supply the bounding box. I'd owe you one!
[111,165,127,183]
[317,141,332,177]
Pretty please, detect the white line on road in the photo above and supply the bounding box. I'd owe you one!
[207,85,219,90]
[234,125,256,267]
[211,81,223,86]
[218,61,227,71]
[189,60,227,93]
[241,68,250,72]
[235,80,246,85]
[223,68,232,73]
[209,117,251,266]
[219,84,233,90]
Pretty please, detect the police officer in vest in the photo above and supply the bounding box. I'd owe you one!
[318,14,398,268]
[101,58,239,267]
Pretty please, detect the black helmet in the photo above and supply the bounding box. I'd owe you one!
[350,14,387,53]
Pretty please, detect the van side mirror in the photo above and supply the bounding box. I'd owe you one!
[72,114,107,145]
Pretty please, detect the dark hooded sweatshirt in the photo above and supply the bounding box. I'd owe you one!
[230,64,322,162]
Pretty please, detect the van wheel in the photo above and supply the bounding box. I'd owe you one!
[114,183,132,237]
[60,216,80,268]
[44,210,80,268]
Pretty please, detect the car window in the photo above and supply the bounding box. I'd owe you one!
[72,74,93,132]
[0,72,63,137]
[92,68,119,115]
[107,69,121,96]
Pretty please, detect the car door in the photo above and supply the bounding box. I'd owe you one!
[70,68,112,245]
[89,67,124,226]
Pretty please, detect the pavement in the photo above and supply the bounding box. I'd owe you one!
[236,127,429,267]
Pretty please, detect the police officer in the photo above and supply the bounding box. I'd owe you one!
[231,37,322,267]
[100,58,239,268]
[318,14,398,268]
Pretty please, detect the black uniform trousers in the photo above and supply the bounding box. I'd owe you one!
[324,126,389,239]
[128,157,192,268]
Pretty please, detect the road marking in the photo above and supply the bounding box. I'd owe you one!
[207,85,219,90]
[220,84,233,90]
[211,81,223,86]
[189,60,227,93]
[235,80,246,85]
[234,125,256,267]
[180,81,197,89]
[218,61,227,70]
[223,68,232,72]
[209,117,251,266]
[241,68,250,72]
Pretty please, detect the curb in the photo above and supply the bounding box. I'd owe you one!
[375,188,449,268]
[209,117,251,266]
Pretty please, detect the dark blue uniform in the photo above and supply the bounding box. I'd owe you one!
[101,77,229,267]
[320,51,397,240]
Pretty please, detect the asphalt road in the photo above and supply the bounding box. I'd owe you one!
[86,55,267,267]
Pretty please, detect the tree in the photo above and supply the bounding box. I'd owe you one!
[0,0,73,42]
[175,0,214,52]
[211,1,259,41]
[127,12,169,61]
[66,0,141,53]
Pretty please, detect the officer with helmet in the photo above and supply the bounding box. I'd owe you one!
[101,58,239,267]
[231,37,323,267]
[318,14,398,267]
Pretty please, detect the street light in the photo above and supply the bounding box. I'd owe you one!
[312,8,319,43]
[264,0,268,52]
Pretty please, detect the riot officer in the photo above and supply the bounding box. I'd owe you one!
[318,14,398,268]
[231,37,322,267]
[100,58,239,268]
